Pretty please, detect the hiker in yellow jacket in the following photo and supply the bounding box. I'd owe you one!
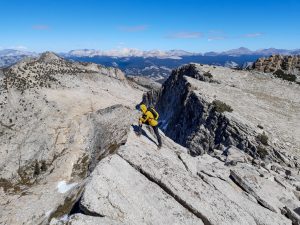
[139,104,162,148]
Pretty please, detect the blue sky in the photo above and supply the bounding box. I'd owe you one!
[0,0,299,52]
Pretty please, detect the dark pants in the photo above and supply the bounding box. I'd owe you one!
[152,126,162,147]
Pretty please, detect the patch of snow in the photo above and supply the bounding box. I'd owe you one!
[142,66,159,71]
[159,66,172,72]
[45,210,53,217]
[57,180,77,193]
[242,61,254,69]
[49,214,69,224]
[224,61,239,69]
[157,56,182,60]
[153,74,165,81]
[59,214,69,222]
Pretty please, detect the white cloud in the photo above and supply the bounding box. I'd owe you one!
[119,25,147,32]
[243,32,263,38]
[166,32,202,39]
[208,36,226,41]
[206,32,262,41]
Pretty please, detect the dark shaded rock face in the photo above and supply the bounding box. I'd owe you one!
[144,64,231,156]
[145,63,298,165]
[154,82,254,157]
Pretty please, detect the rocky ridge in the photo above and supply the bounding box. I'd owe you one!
[144,63,300,170]
[2,52,125,92]
[0,52,142,224]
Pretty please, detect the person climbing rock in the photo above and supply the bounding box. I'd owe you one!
[138,103,162,148]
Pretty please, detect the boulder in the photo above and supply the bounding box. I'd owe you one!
[223,145,251,166]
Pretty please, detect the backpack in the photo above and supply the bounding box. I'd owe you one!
[148,107,159,120]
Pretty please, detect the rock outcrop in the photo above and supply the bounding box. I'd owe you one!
[144,63,300,165]
[253,55,300,83]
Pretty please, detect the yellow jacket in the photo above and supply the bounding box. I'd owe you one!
[139,107,158,127]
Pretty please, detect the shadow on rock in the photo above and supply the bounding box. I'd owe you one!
[132,124,157,145]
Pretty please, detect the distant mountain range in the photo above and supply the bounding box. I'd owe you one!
[64,47,300,58]
[0,49,38,68]
[1,47,300,81]
[64,49,194,59]
[203,47,300,57]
